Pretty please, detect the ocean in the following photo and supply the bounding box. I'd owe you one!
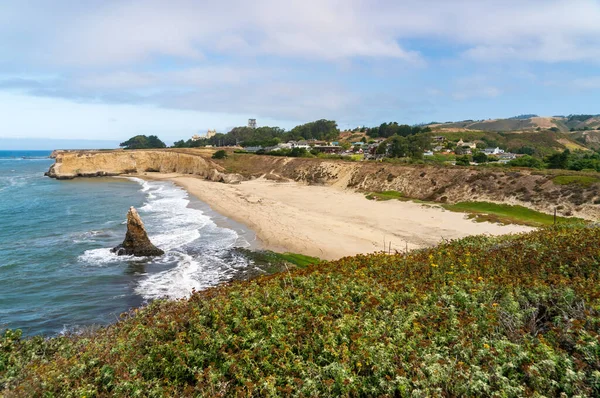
[0,150,259,336]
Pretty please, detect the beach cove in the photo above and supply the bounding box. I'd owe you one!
[138,172,534,260]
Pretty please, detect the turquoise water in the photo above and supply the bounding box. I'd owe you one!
[0,151,257,336]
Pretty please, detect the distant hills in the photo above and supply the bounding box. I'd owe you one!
[428,114,600,133]
[425,114,600,154]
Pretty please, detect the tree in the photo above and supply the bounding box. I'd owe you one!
[389,136,408,158]
[546,149,570,169]
[473,152,488,164]
[455,155,470,166]
[507,155,545,169]
[120,135,166,149]
[376,142,388,155]
[212,150,227,159]
[289,119,339,141]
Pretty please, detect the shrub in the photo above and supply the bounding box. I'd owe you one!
[3,225,600,396]
[211,150,228,159]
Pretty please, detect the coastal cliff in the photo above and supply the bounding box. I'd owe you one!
[45,149,243,183]
[46,149,600,219]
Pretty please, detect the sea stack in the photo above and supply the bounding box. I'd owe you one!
[112,207,164,257]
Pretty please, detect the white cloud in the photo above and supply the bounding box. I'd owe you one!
[3,0,600,67]
[452,76,502,100]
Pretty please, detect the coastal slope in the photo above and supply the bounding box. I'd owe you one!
[47,149,600,220]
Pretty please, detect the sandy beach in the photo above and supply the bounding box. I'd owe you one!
[141,173,534,260]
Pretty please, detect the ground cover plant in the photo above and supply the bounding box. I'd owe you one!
[365,190,404,201]
[552,175,600,188]
[2,224,600,396]
[443,201,583,227]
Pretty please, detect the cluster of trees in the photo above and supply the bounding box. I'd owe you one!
[376,134,430,160]
[506,149,600,171]
[173,119,339,149]
[119,135,166,149]
[366,122,431,138]
[287,119,339,141]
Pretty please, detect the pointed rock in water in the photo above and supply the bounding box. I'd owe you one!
[111,207,164,257]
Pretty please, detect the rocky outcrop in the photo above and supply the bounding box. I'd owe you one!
[112,207,164,257]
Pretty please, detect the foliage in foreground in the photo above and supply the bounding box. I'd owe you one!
[3,225,600,397]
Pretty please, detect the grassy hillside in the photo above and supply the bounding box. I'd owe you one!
[431,115,600,134]
[2,224,600,396]
[431,129,586,155]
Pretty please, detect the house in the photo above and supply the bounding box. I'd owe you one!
[313,145,342,154]
[432,136,446,142]
[292,141,311,150]
[484,147,504,155]
[276,143,293,150]
[498,152,517,160]
[244,146,263,153]
[457,139,476,149]
[433,145,444,152]
[424,150,434,156]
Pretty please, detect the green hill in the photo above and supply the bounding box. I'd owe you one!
[2,224,600,396]
[430,115,600,134]
[430,129,587,155]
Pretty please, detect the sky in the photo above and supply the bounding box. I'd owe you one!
[2,0,600,148]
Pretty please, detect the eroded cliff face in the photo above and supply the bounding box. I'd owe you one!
[244,157,600,220]
[46,149,600,220]
[45,149,243,183]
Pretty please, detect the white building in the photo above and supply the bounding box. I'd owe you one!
[484,147,504,155]
[248,119,257,129]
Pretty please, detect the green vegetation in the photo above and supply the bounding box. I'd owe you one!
[173,119,339,149]
[119,135,166,150]
[269,252,321,268]
[3,225,600,396]
[211,149,228,160]
[365,190,404,201]
[552,175,600,188]
[455,155,470,166]
[443,201,582,227]
[364,122,430,138]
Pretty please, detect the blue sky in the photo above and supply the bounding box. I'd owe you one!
[2,0,600,147]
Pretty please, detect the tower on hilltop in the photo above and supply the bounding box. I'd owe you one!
[248,119,257,129]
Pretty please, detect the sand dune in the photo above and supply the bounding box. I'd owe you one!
[142,173,533,260]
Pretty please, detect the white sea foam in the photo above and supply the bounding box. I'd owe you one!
[79,248,132,266]
[80,178,246,298]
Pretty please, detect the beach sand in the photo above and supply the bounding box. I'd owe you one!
[140,173,534,260]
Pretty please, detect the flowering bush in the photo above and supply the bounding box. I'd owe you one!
[2,224,600,396]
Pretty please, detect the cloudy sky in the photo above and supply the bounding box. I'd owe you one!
[2,0,600,145]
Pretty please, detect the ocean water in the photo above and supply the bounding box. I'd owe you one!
[0,150,259,336]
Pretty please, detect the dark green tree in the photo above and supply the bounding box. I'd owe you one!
[546,149,571,169]
[212,150,227,159]
[455,155,470,166]
[473,152,488,164]
[120,135,166,149]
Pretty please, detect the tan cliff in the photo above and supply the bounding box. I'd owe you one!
[46,149,600,220]
[45,148,244,184]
